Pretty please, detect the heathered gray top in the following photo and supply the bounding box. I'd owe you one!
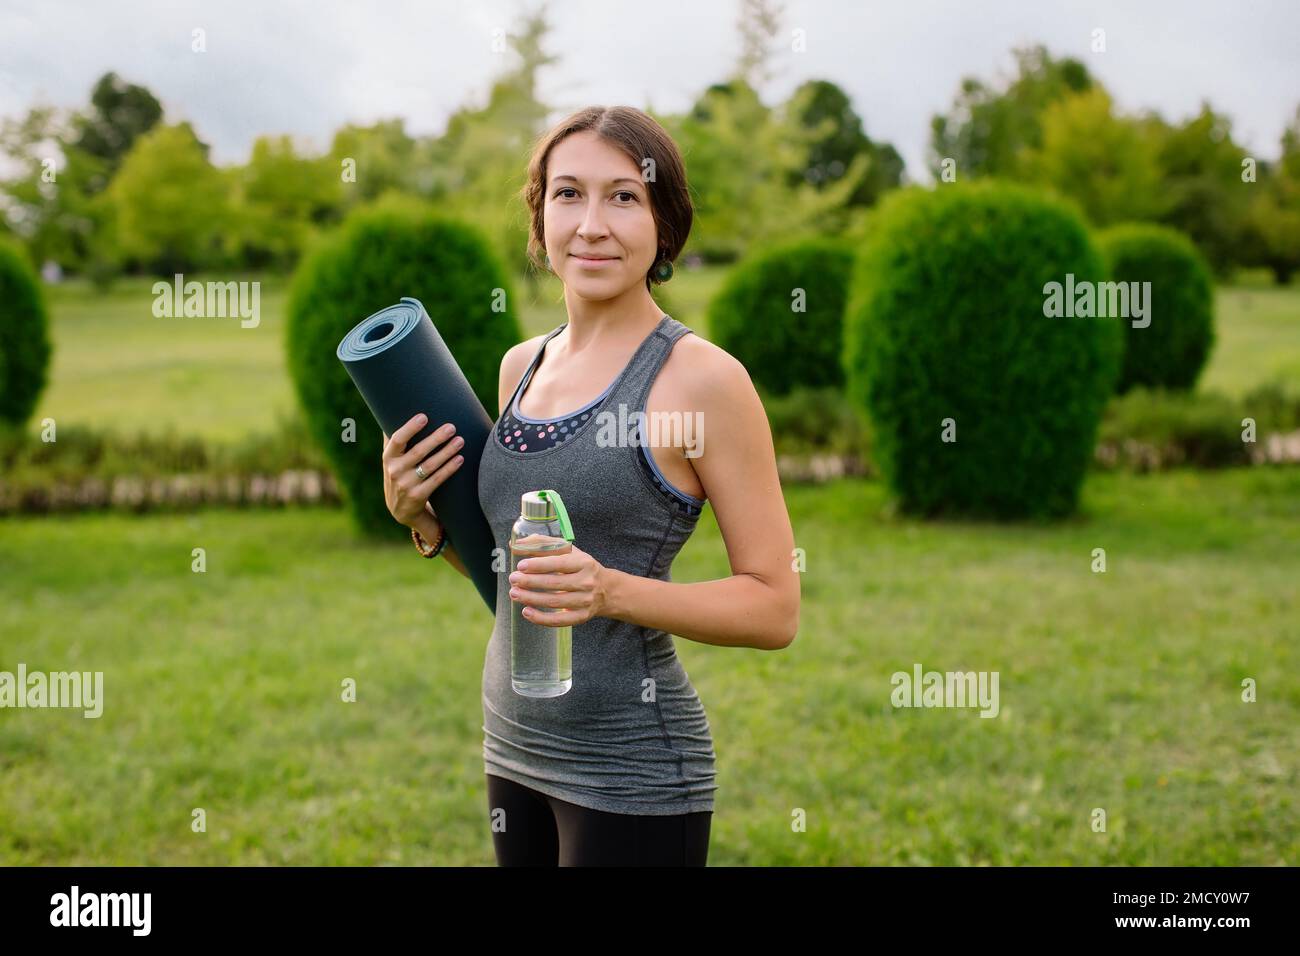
[477,314,718,816]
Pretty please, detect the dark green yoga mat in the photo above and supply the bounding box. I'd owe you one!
[337,297,498,614]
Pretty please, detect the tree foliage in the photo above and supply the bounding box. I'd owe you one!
[108,122,229,273]
[929,44,1093,180]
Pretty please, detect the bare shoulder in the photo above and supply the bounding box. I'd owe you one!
[498,333,549,416]
[663,330,755,408]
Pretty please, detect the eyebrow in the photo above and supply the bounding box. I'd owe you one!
[551,175,644,188]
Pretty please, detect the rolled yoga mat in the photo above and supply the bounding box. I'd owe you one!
[337,297,498,614]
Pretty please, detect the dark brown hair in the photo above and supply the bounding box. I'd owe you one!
[521,106,693,292]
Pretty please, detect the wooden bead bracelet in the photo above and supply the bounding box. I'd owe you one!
[411,519,447,558]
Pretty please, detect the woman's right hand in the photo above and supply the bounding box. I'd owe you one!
[381,413,464,528]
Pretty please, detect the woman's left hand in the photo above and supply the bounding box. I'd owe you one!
[508,545,609,627]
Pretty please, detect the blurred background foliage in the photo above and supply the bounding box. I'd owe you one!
[1,3,1297,503]
[11,13,1294,291]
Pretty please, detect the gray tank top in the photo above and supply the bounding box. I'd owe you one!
[477,314,718,815]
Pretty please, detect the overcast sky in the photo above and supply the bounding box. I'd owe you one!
[1,0,1297,180]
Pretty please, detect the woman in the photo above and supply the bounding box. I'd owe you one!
[381,105,799,866]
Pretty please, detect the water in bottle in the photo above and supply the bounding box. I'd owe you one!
[510,489,575,697]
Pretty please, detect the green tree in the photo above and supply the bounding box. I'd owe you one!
[0,107,111,272]
[2,108,71,261]
[425,6,556,286]
[844,183,1121,519]
[929,44,1094,180]
[286,206,521,538]
[707,237,857,396]
[786,79,904,206]
[0,72,164,277]
[108,122,229,274]
[0,239,52,428]
[1024,87,1164,226]
[230,135,342,269]
[1242,105,1300,284]
[665,0,865,259]
[329,119,419,211]
[1098,223,1216,393]
[668,78,867,261]
[1150,103,1251,276]
[9,149,110,275]
[70,72,163,184]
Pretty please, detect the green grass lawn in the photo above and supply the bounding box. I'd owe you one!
[1,467,1295,865]
[34,269,1295,443]
[1200,283,1300,398]
[31,266,731,443]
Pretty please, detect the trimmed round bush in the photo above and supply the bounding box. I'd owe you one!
[707,237,856,396]
[0,241,52,428]
[286,205,521,538]
[1097,223,1214,394]
[844,184,1122,519]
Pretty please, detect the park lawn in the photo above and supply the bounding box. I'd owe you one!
[1200,282,1300,397]
[31,265,730,443]
[33,270,1297,444]
[33,274,297,445]
[0,466,1295,865]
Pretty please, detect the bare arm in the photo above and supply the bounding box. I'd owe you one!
[595,349,800,651]
[600,572,796,650]
[412,506,470,580]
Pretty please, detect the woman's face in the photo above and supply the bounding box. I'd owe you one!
[542,130,658,296]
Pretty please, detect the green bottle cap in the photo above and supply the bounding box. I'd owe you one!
[537,489,574,542]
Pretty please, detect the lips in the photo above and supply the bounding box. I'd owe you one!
[571,253,617,260]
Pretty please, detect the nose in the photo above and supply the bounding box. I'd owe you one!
[577,198,610,242]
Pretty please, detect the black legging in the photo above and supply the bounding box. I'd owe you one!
[486,773,712,866]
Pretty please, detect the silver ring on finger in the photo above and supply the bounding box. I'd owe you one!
[415,463,428,480]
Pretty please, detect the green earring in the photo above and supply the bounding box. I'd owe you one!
[543,253,551,270]
[653,258,674,283]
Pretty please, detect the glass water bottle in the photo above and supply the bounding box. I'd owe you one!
[510,489,574,698]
